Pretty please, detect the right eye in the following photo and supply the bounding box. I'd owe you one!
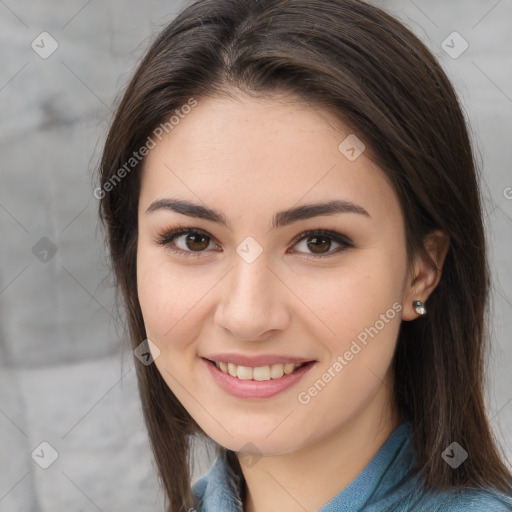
[156,227,219,258]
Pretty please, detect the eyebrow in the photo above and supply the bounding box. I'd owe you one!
[145,198,371,229]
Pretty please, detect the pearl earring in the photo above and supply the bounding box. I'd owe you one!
[413,300,427,315]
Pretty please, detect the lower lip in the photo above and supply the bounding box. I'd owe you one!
[202,358,316,399]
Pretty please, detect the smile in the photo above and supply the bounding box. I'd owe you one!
[202,358,316,399]
[211,360,305,381]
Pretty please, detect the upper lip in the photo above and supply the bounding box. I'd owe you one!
[203,353,315,367]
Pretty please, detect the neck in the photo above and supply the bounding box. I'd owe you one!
[239,381,401,512]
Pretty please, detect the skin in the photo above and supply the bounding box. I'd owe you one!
[136,92,449,512]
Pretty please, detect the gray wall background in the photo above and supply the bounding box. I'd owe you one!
[0,1,511,511]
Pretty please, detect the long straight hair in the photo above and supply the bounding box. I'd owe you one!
[97,0,512,510]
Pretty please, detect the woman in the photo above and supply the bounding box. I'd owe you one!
[97,0,512,510]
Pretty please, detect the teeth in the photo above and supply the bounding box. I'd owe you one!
[253,366,271,381]
[270,364,284,379]
[214,361,303,380]
[284,363,295,374]
[237,365,253,380]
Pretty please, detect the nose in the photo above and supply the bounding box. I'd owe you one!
[214,255,291,342]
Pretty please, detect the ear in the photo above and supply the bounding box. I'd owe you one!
[402,229,450,321]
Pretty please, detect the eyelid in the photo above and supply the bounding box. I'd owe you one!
[290,229,352,249]
[155,226,353,259]
[154,227,220,257]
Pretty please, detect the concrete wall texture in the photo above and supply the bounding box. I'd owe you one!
[0,0,511,510]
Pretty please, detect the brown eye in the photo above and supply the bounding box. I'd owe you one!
[184,232,210,251]
[157,227,351,260]
[306,235,332,254]
[156,228,217,258]
[292,229,352,259]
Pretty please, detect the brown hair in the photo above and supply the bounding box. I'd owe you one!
[96,0,512,510]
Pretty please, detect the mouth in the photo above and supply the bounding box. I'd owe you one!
[202,357,316,399]
[205,358,309,381]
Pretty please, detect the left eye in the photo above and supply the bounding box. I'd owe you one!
[156,228,352,259]
[292,230,352,257]
[156,228,217,257]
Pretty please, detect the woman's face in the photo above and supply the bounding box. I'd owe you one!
[136,93,414,456]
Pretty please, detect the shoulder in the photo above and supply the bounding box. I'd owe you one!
[375,487,512,512]
[430,488,512,512]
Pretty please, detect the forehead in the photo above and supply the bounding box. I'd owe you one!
[139,94,399,223]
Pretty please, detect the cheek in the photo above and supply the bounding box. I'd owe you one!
[136,244,219,347]
[296,250,406,350]
[290,248,405,414]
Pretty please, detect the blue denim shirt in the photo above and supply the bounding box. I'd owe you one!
[192,422,512,511]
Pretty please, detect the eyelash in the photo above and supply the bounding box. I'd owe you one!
[155,227,353,260]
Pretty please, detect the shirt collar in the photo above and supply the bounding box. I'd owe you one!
[318,422,414,511]
[192,422,413,512]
